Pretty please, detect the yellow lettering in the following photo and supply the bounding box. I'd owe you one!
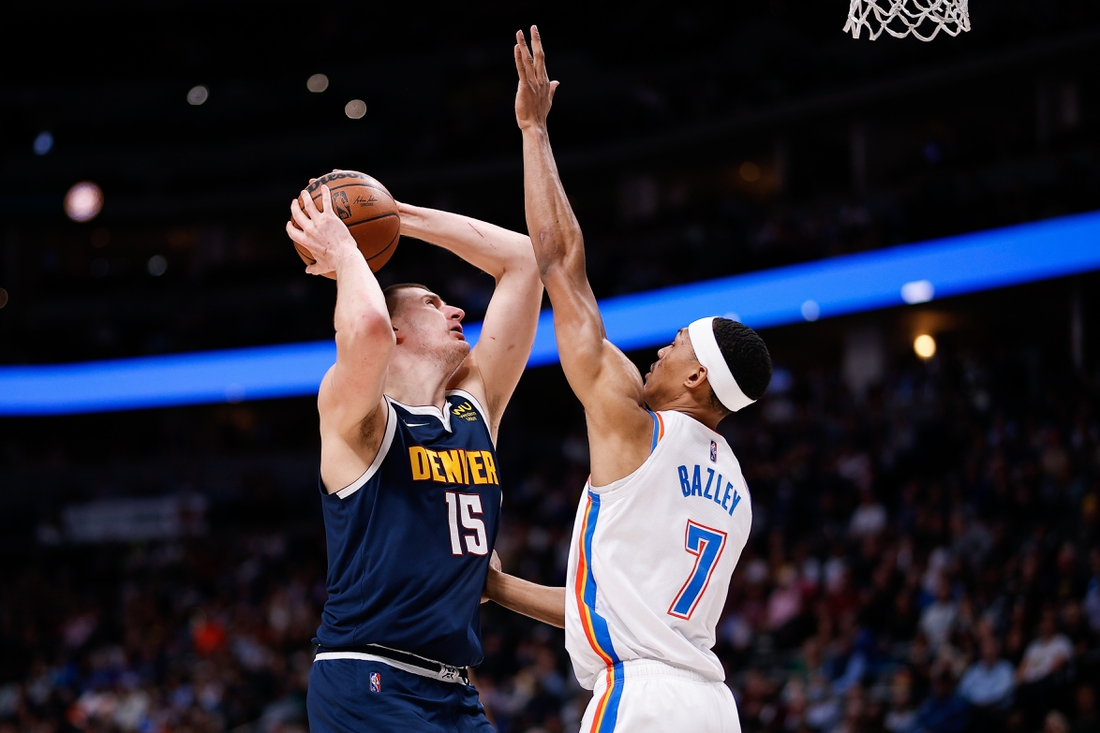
[482,451,498,485]
[409,447,431,481]
[460,449,469,484]
[439,450,464,484]
[468,451,487,485]
[427,450,446,482]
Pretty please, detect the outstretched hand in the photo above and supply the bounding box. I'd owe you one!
[286,185,358,276]
[515,26,559,130]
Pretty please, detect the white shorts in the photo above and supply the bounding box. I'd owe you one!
[579,660,741,733]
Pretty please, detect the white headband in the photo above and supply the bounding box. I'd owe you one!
[687,317,756,412]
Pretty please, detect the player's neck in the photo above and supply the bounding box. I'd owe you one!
[384,354,452,410]
[650,397,724,432]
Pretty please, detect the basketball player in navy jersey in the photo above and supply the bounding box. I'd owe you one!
[482,29,773,732]
[286,186,541,732]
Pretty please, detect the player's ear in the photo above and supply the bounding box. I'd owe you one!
[684,364,708,391]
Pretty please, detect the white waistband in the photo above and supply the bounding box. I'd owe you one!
[313,651,467,685]
[594,659,717,687]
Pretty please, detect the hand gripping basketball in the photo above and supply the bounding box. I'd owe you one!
[286,185,358,277]
[288,170,401,278]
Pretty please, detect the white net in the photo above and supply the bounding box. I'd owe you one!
[845,0,971,42]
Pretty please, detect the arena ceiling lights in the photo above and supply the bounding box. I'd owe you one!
[3,209,1100,416]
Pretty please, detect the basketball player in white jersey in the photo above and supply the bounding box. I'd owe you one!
[482,28,773,733]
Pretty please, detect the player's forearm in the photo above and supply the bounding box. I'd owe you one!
[485,569,566,628]
[521,125,608,383]
[397,203,534,280]
[521,126,585,281]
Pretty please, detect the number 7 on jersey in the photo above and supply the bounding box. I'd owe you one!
[668,520,727,620]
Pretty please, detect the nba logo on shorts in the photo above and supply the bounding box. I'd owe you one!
[710,441,717,462]
[370,672,382,693]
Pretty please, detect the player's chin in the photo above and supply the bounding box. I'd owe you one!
[449,340,472,362]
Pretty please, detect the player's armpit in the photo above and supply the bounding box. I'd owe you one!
[485,568,565,629]
[317,396,389,495]
[537,267,655,484]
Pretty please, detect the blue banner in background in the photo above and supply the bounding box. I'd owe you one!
[3,209,1099,415]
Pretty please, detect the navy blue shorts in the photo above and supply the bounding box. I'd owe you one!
[308,658,495,733]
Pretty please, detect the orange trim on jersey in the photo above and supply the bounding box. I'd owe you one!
[574,489,624,731]
[574,495,614,666]
[649,411,666,453]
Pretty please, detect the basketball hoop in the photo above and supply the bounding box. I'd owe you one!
[845,0,971,42]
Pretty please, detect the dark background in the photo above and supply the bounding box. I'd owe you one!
[1,2,1099,732]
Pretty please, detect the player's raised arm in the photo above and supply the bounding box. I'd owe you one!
[287,187,394,483]
[397,203,542,442]
[515,27,652,482]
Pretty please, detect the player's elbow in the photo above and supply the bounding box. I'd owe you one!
[539,247,586,288]
[339,310,395,351]
[500,237,540,279]
[361,311,397,346]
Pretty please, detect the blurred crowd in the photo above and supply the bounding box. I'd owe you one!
[706,345,1100,733]
[0,535,322,733]
[2,332,1098,733]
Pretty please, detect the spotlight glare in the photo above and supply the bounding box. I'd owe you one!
[901,279,935,304]
[740,161,761,183]
[147,255,168,277]
[187,85,209,105]
[800,300,820,321]
[914,334,937,359]
[307,73,329,93]
[33,132,54,156]
[64,182,104,223]
[0,288,8,309]
[345,99,367,119]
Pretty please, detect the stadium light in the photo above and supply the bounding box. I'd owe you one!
[914,334,936,359]
[64,182,104,223]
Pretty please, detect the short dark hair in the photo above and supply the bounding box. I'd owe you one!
[709,318,772,411]
[383,283,431,317]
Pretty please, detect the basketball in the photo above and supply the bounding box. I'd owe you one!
[292,170,400,277]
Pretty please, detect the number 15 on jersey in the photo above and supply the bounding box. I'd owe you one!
[445,491,489,556]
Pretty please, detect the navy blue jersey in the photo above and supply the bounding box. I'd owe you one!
[315,390,502,667]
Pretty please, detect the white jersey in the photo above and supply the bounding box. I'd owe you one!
[564,409,753,691]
